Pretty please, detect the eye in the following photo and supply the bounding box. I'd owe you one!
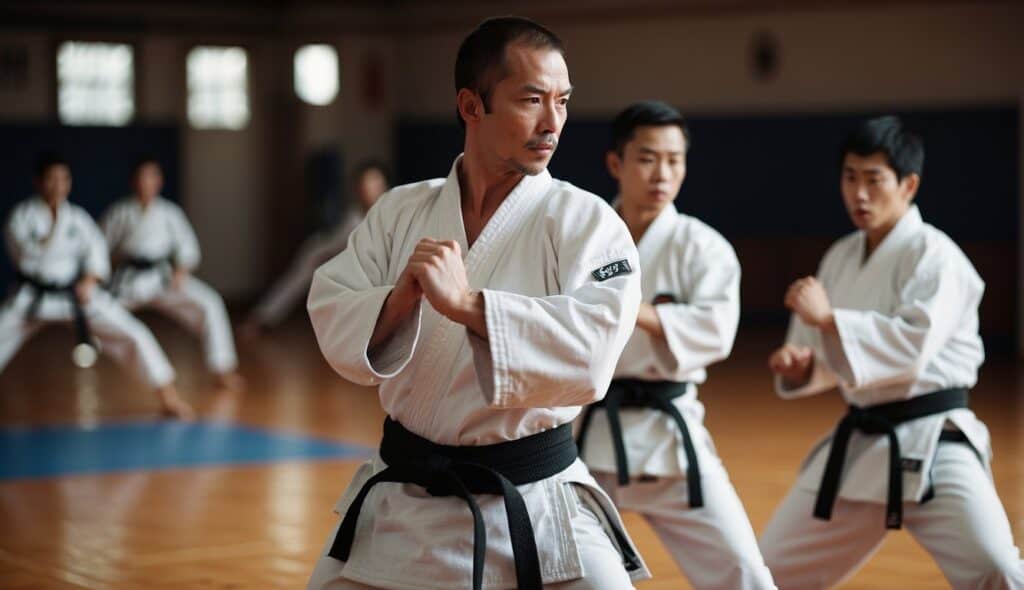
[639,157,655,164]
[558,97,569,106]
[524,97,541,104]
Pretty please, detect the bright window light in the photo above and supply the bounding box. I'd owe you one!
[187,46,249,130]
[294,44,339,106]
[57,41,134,126]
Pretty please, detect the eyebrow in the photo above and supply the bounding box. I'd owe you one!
[843,166,885,175]
[638,146,684,155]
[522,84,574,96]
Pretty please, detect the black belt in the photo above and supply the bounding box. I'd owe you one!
[577,379,702,508]
[813,388,969,529]
[109,254,176,296]
[16,271,93,351]
[328,417,580,590]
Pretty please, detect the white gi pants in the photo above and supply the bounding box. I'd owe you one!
[594,453,777,590]
[0,289,176,389]
[307,486,637,590]
[253,233,343,326]
[760,441,1024,589]
[121,277,238,374]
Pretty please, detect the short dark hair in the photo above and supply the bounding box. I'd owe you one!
[132,155,162,175]
[353,158,392,188]
[34,151,70,178]
[610,100,690,156]
[454,16,565,127]
[840,115,924,180]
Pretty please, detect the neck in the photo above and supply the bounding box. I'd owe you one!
[138,195,156,210]
[864,206,910,257]
[618,198,663,244]
[459,142,524,217]
[42,197,61,216]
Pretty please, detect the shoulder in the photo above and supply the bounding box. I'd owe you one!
[675,212,737,263]
[542,178,623,232]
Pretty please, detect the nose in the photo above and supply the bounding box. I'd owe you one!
[652,160,671,182]
[855,183,870,201]
[539,100,562,137]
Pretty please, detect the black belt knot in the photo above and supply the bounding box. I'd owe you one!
[109,253,176,296]
[813,387,969,530]
[577,379,703,508]
[16,270,94,351]
[328,417,578,590]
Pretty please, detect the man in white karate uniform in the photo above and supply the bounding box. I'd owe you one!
[576,101,776,590]
[1,153,193,418]
[761,116,1024,589]
[306,16,650,590]
[243,160,391,333]
[102,158,243,390]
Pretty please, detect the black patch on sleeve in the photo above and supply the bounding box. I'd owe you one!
[591,259,632,282]
[900,458,923,473]
[652,292,677,305]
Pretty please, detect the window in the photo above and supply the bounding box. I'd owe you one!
[57,41,134,126]
[294,44,339,106]
[187,46,249,130]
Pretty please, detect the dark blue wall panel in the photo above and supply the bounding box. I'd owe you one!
[0,123,180,289]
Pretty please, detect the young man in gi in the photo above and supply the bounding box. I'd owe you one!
[102,158,243,390]
[243,160,391,333]
[306,16,650,590]
[761,115,1024,589]
[576,100,776,589]
[1,153,193,418]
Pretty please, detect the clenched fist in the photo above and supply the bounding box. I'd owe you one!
[406,239,478,323]
[784,276,835,331]
[768,344,814,388]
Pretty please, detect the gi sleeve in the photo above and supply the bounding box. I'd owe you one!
[472,201,641,409]
[4,204,40,272]
[99,203,127,256]
[307,193,422,386]
[655,235,741,375]
[822,245,981,394]
[169,204,202,270]
[79,212,111,281]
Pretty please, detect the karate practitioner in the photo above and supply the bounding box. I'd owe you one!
[576,101,776,590]
[102,158,243,390]
[761,115,1024,589]
[243,160,390,333]
[1,153,193,418]
[306,16,650,590]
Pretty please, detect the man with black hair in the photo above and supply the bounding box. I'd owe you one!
[0,153,193,418]
[306,16,649,590]
[102,158,243,390]
[576,100,776,589]
[762,116,1023,588]
[243,159,391,333]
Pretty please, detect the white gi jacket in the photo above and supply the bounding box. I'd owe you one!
[581,202,741,478]
[5,196,110,316]
[101,196,201,302]
[308,157,649,589]
[778,205,991,504]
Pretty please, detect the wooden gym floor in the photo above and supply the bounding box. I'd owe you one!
[0,313,1020,589]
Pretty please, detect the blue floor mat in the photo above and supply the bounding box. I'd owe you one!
[0,420,371,480]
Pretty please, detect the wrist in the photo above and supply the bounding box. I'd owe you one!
[449,289,483,325]
[817,311,837,334]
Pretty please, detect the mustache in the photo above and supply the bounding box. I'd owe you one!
[525,135,558,149]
